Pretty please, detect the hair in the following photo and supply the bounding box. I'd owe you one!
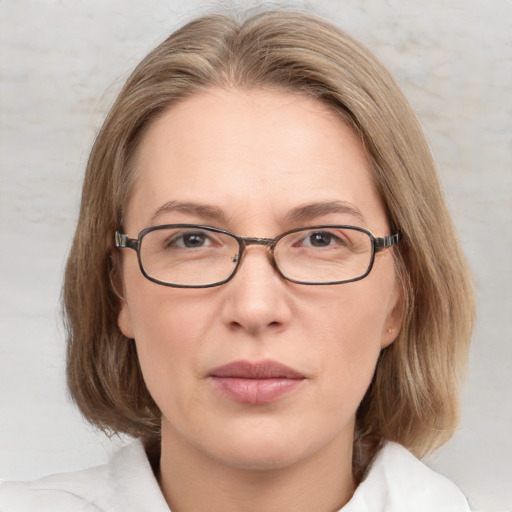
[63,8,474,481]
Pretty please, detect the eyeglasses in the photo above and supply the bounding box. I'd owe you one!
[114,224,400,288]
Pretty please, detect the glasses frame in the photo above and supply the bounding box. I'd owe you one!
[114,224,400,288]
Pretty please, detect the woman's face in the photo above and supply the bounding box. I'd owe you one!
[118,88,402,471]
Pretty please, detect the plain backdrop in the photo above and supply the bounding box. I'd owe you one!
[1,1,511,510]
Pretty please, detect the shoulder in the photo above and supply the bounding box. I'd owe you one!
[0,464,107,512]
[0,440,170,512]
[344,441,471,511]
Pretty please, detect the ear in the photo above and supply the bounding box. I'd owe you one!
[110,250,135,339]
[381,282,405,349]
[118,299,135,339]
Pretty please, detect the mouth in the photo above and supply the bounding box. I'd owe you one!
[208,360,306,405]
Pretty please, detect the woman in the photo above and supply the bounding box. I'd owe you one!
[0,9,474,511]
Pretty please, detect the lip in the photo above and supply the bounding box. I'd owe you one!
[208,360,306,405]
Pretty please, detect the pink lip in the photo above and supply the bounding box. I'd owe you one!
[208,360,306,405]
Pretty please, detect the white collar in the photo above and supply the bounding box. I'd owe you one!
[343,441,470,511]
[25,439,470,511]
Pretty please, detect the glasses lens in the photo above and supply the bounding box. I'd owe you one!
[275,227,373,284]
[139,227,239,286]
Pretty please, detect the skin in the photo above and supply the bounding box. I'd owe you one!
[118,88,403,512]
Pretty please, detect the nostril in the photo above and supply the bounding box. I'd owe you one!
[228,318,283,335]
[228,320,243,331]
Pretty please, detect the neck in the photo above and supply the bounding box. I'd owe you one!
[158,423,355,512]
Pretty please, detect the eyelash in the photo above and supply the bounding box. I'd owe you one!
[166,231,215,248]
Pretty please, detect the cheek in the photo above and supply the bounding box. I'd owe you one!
[128,291,213,361]
[306,280,393,403]
[128,303,197,420]
[121,285,221,404]
[120,255,219,348]
[317,311,382,388]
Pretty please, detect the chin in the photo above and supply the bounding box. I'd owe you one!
[212,440,307,472]
[200,418,334,472]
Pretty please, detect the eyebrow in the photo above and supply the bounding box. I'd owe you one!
[284,200,367,225]
[151,201,228,224]
[150,200,366,226]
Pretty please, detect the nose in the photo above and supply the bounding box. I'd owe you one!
[221,246,292,336]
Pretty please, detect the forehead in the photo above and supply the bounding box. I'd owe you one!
[126,88,387,233]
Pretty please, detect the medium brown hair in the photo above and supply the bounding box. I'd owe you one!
[64,9,474,477]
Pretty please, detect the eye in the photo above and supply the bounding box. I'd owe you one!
[167,231,213,249]
[302,231,347,248]
[307,231,335,247]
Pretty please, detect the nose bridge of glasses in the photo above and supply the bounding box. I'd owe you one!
[234,236,277,265]
[241,236,275,247]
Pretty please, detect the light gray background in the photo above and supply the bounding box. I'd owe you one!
[1,1,511,510]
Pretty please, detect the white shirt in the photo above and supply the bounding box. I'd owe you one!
[0,440,470,511]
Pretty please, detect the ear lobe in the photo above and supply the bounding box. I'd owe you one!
[381,285,405,349]
[381,326,399,349]
[118,299,135,339]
